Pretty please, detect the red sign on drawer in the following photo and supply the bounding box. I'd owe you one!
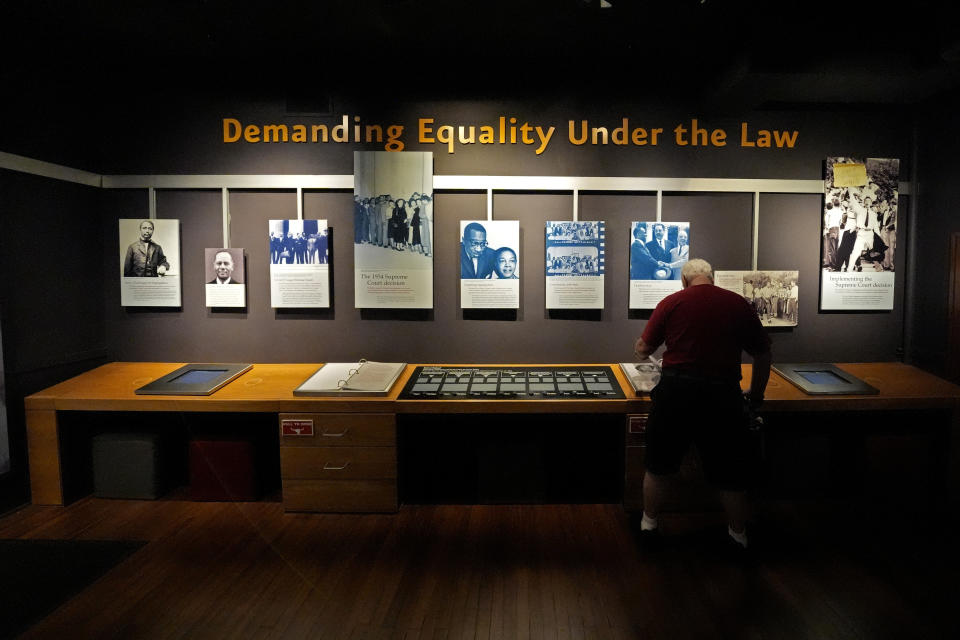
[627,414,648,434]
[281,419,314,436]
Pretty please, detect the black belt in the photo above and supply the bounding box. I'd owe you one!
[660,369,739,385]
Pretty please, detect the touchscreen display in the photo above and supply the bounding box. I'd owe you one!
[797,370,849,385]
[170,369,228,385]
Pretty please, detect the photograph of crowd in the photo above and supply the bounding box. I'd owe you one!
[716,270,799,327]
[546,247,600,275]
[547,221,601,243]
[546,221,604,277]
[269,219,328,264]
[822,157,899,273]
[354,192,432,257]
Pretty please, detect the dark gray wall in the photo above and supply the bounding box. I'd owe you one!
[101,187,907,365]
[0,169,109,508]
[912,92,960,377]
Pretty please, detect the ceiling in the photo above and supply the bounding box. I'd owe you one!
[3,0,959,108]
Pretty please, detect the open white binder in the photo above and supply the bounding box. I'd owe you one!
[293,360,407,397]
[618,359,662,394]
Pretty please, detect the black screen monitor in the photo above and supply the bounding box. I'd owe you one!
[772,363,879,395]
[135,363,252,396]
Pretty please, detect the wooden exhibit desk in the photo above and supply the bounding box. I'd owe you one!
[24,362,960,510]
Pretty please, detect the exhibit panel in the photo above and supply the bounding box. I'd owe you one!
[353,151,434,309]
[628,221,688,308]
[459,220,520,309]
[204,247,246,308]
[119,218,181,307]
[545,221,605,310]
[269,218,330,308]
[821,157,900,311]
[715,270,799,327]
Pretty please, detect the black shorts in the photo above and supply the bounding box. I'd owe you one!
[644,374,757,491]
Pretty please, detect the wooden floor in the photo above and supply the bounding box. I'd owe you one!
[2,497,958,639]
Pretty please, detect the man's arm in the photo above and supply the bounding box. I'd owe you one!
[123,245,135,276]
[156,246,170,271]
[747,348,771,407]
[634,337,654,360]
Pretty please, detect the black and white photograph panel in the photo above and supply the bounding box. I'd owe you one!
[118,218,182,307]
[716,270,800,327]
[204,248,244,284]
[353,151,434,309]
[268,219,328,265]
[354,151,433,256]
[120,218,180,278]
[821,157,899,311]
[823,157,899,274]
[629,221,689,281]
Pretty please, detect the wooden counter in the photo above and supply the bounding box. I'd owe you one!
[24,361,960,509]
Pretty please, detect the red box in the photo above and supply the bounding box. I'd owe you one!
[189,439,257,501]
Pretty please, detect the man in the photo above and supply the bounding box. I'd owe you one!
[630,223,660,280]
[634,258,771,552]
[123,220,170,277]
[208,250,241,284]
[788,280,799,323]
[282,231,296,264]
[646,222,675,263]
[849,196,879,271]
[294,232,306,264]
[460,222,497,279]
[823,201,842,270]
[762,280,776,322]
[318,229,328,264]
[880,201,896,270]
[270,232,282,264]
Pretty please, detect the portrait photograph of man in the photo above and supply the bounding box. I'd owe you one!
[460,221,498,280]
[123,219,170,277]
[204,247,245,308]
[118,218,181,307]
[205,248,244,285]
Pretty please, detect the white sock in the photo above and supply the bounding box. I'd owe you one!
[641,512,659,531]
[728,525,748,548]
